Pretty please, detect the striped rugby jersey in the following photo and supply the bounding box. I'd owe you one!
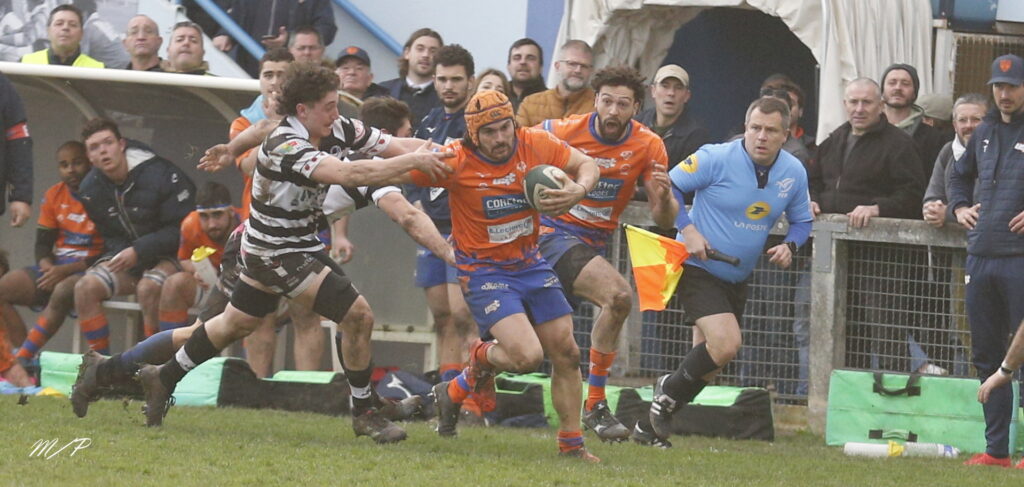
[242,115,391,257]
[322,182,400,221]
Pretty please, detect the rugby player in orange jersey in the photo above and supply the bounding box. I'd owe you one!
[397,90,604,461]
[153,181,240,334]
[535,67,677,441]
[0,141,104,362]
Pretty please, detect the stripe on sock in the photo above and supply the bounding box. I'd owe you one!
[79,315,109,354]
[158,309,190,332]
[557,430,585,452]
[18,319,54,359]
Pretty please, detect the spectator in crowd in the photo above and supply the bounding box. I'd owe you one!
[75,0,129,67]
[180,0,231,43]
[155,182,239,333]
[881,63,948,177]
[953,54,1024,468]
[922,93,987,227]
[121,14,163,72]
[757,87,811,164]
[358,97,413,137]
[1,141,102,362]
[380,28,443,128]
[0,250,33,387]
[211,0,336,77]
[476,68,510,95]
[918,92,955,142]
[335,46,388,100]
[761,73,815,154]
[811,78,924,223]
[21,4,103,67]
[516,39,594,127]
[913,93,988,380]
[0,73,33,228]
[409,44,480,420]
[161,21,208,75]
[811,78,926,373]
[73,118,195,355]
[288,26,324,63]
[506,38,545,111]
[636,65,708,167]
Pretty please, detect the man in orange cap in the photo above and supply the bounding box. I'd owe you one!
[394,90,603,461]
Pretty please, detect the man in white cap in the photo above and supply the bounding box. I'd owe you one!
[636,64,709,167]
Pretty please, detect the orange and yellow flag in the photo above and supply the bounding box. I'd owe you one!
[624,224,690,311]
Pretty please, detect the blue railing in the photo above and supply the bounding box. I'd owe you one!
[331,0,402,55]
[189,0,266,61]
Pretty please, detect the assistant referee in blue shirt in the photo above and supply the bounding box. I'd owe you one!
[635,96,814,446]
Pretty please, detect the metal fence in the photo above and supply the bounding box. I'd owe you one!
[597,207,971,431]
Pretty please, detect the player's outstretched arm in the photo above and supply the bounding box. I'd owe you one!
[376,192,455,266]
[537,147,599,215]
[979,318,1024,403]
[311,140,453,187]
[379,136,446,157]
[198,119,279,172]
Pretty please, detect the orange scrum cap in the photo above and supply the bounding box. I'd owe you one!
[465,90,515,144]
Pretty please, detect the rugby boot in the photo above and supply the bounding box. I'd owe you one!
[432,381,460,437]
[558,447,601,463]
[378,395,423,421]
[649,374,678,440]
[352,408,408,444]
[465,339,496,412]
[138,365,175,427]
[459,395,489,427]
[70,350,105,418]
[629,422,673,449]
[582,399,630,442]
[963,453,1010,467]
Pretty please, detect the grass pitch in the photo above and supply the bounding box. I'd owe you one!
[0,395,1017,486]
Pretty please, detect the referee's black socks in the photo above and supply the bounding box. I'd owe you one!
[664,342,719,404]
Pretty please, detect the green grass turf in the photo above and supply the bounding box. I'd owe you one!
[0,395,1019,487]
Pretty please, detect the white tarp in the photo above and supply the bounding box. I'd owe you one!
[555,0,934,141]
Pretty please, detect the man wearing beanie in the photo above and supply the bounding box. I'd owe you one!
[881,63,948,177]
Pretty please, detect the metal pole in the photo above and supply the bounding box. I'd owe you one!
[192,0,266,61]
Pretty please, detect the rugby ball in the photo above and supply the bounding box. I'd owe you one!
[523,164,567,212]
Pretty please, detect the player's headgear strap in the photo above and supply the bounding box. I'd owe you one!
[465,90,514,144]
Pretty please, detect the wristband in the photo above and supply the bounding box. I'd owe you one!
[999,361,1013,377]
[784,241,797,254]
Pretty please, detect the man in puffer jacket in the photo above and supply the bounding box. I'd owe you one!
[73,117,194,355]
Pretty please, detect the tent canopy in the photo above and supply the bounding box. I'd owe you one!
[555,0,934,141]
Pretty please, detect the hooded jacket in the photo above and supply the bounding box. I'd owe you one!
[77,141,195,271]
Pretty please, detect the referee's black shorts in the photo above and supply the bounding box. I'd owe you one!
[676,264,748,324]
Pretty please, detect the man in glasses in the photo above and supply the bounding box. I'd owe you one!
[516,40,595,128]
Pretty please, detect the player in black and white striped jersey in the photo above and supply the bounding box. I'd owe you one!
[138,63,453,441]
